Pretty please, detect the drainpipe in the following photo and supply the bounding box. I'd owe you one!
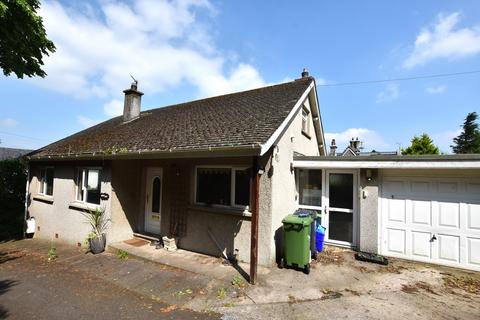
[250,156,261,284]
[23,163,30,239]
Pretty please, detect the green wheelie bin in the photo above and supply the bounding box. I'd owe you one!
[280,214,312,274]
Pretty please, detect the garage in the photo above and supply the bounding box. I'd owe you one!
[380,171,480,271]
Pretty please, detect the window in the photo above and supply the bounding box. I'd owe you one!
[298,169,322,207]
[301,107,310,135]
[39,167,54,196]
[151,177,161,213]
[195,167,251,208]
[76,168,101,205]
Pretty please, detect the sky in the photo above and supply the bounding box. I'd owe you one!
[1,0,479,153]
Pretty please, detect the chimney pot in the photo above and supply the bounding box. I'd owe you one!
[123,81,144,122]
[301,68,309,78]
[329,139,337,156]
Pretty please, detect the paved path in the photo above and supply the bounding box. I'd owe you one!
[0,240,222,320]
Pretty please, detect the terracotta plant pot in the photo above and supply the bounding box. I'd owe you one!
[88,234,106,254]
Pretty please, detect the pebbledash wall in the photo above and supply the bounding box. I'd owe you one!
[27,162,113,246]
[270,95,322,264]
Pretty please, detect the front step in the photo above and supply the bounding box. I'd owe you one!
[132,232,161,243]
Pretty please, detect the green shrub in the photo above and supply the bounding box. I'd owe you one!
[0,158,27,240]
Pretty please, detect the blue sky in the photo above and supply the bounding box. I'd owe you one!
[1,0,479,153]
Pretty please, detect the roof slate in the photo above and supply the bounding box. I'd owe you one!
[30,77,313,159]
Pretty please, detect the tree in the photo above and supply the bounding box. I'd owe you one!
[0,0,55,78]
[402,133,440,155]
[452,112,480,154]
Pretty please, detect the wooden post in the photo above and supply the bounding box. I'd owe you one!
[250,157,260,285]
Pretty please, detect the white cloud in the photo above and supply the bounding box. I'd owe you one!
[375,83,399,103]
[425,85,446,95]
[33,0,265,101]
[0,118,18,127]
[432,129,461,153]
[77,115,99,128]
[325,128,390,152]
[103,99,124,117]
[403,12,480,68]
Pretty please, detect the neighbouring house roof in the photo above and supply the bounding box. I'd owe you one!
[293,154,480,169]
[0,147,32,160]
[29,77,320,160]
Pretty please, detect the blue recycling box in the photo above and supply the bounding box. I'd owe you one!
[315,223,326,252]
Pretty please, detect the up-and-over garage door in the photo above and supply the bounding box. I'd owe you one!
[380,174,480,271]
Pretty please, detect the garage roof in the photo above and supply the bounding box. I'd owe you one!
[293,154,480,169]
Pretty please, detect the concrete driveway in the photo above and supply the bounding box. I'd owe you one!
[0,240,223,319]
[219,247,480,320]
[1,240,479,320]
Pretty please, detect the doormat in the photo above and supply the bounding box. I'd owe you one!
[124,238,150,247]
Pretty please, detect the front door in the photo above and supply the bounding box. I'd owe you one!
[145,168,163,234]
[324,170,357,246]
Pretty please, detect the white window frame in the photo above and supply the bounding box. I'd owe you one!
[39,166,54,196]
[301,105,310,136]
[75,167,102,206]
[296,168,323,210]
[194,165,251,210]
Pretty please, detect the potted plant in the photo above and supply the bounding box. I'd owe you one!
[82,207,110,254]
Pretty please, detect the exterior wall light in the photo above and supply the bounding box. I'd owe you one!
[366,169,373,181]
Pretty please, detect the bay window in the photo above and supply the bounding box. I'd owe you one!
[195,167,251,209]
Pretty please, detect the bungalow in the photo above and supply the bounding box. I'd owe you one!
[26,71,480,276]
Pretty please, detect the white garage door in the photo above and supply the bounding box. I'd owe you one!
[380,175,480,271]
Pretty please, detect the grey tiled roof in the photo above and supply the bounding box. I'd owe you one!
[30,77,313,159]
[0,147,32,160]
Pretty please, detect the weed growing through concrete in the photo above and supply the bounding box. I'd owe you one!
[231,275,247,289]
[116,249,129,260]
[47,244,57,262]
[175,289,193,297]
[217,287,227,299]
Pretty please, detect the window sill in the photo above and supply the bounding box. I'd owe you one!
[301,131,312,139]
[69,201,100,212]
[33,194,54,204]
[188,205,252,218]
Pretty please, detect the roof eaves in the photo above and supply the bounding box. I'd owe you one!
[28,143,262,161]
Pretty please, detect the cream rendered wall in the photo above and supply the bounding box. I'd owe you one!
[270,95,321,264]
[359,169,379,253]
[27,164,112,246]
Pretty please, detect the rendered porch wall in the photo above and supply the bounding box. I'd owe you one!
[27,163,112,246]
[110,156,274,266]
[109,160,142,243]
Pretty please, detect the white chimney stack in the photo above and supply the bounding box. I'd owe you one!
[123,80,143,122]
